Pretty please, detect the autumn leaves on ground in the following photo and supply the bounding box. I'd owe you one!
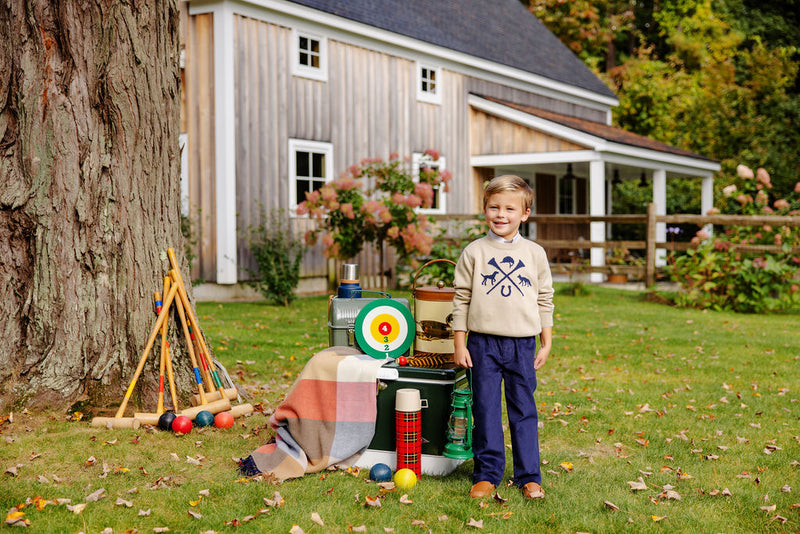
[2,287,799,533]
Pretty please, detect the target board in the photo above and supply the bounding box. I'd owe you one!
[354,299,415,359]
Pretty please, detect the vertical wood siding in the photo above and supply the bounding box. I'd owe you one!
[469,108,585,155]
[185,13,216,282]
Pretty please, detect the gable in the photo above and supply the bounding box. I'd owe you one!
[470,108,587,156]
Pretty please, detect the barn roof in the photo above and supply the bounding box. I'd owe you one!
[286,0,617,100]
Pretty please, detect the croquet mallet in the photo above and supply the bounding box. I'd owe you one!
[91,279,180,429]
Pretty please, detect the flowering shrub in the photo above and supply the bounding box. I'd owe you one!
[668,165,800,312]
[297,150,452,264]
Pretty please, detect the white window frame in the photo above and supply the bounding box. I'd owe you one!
[291,29,328,82]
[413,152,447,214]
[416,63,442,104]
[289,139,334,215]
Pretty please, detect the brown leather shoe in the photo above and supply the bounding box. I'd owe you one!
[522,482,545,499]
[469,481,496,498]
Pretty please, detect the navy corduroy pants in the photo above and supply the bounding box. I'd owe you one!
[467,332,541,487]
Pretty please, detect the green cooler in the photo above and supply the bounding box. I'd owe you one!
[356,361,468,476]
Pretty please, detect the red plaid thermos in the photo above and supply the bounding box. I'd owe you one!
[395,388,422,477]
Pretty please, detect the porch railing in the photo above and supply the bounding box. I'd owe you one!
[434,203,800,287]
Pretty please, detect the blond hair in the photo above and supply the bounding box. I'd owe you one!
[483,175,534,211]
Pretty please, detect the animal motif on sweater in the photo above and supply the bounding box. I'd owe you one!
[481,256,528,297]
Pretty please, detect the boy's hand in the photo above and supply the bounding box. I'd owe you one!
[453,331,472,368]
[533,345,550,370]
[534,327,552,370]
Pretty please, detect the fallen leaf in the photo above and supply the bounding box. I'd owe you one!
[187,510,202,519]
[627,477,648,491]
[659,490,681,500]
[651,515,667,522]
[438,515,449,521]
[37,475,50,484]
[115,497,133,508]
[4,465,19,477]
[410,520,426,527]
[399,494,413,504]
[189,496,202,507]
[138,509,151,516]
[348,526,366,532]
[263,491,284,508]
[559,461,573,472]
[85,488,106,502]
[467,517,484,528]
[66,503,87,514]
[781,485,792,493]
[364,495,381,508]
[153,528,169,533]
[310,512,324,526]
[199,489,210,497]
[4,509,30,527]
[760,504,777,512]
[85,456,97,466]
[604,501,620,511]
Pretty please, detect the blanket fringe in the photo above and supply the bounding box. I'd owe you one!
[238,455,262,477]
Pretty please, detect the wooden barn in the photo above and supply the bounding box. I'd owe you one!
[179,0,720,295]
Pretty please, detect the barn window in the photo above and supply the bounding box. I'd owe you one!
[413,152,447,214]
[289,139,333,213]
[416,63,442,104]
[292,30,327,81]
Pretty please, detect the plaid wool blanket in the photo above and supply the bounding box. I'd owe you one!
[239,346,385,481]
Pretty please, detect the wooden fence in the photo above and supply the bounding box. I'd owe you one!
[434,203,800,287]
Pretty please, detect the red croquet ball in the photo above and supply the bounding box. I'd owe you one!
[397,356,408,366]
[172,415,193,435]
[214,411,234,429]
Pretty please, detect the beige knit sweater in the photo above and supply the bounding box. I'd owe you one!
[452,236,554,337]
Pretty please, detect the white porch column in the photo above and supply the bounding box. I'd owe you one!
[653,168,667,266]
[214,1,238,284]
[589,160,606,283]
[701,175,714,236]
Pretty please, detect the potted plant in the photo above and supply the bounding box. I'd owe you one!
[606,247,632,283]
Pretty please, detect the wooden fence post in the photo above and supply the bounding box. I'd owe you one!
[645,203,657,287]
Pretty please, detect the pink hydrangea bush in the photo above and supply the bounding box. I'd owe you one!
[669,164,800,312]
[297,151,448,264]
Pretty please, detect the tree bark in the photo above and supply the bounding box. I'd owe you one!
[0,0,187,411]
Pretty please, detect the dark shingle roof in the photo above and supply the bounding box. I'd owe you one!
[286,0,617,99]
[485,96,717,162]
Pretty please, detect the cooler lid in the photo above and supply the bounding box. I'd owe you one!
[381,360,457,380]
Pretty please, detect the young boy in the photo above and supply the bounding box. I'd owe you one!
[451,175,554,500]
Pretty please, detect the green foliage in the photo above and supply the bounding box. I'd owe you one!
[667,164,800,312]
[524,0,800,197]
[244,208,306,307]
[299,150,452,265]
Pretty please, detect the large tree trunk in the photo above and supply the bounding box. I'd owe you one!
[0,1,186,411]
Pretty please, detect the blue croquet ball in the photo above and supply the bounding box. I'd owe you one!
[157,411,176,431]
[369,463,392,482]
[195,410,214,427]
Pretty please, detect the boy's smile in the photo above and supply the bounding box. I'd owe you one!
[484,191,531,241]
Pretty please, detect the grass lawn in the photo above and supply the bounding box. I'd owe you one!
[2,286,799,533]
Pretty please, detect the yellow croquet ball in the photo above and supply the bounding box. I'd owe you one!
[393,468,417,490]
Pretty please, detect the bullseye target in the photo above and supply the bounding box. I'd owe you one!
[354,299,414,359]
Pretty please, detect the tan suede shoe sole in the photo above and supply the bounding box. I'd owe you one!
[522,482,545,499]
[469,481,496,498]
